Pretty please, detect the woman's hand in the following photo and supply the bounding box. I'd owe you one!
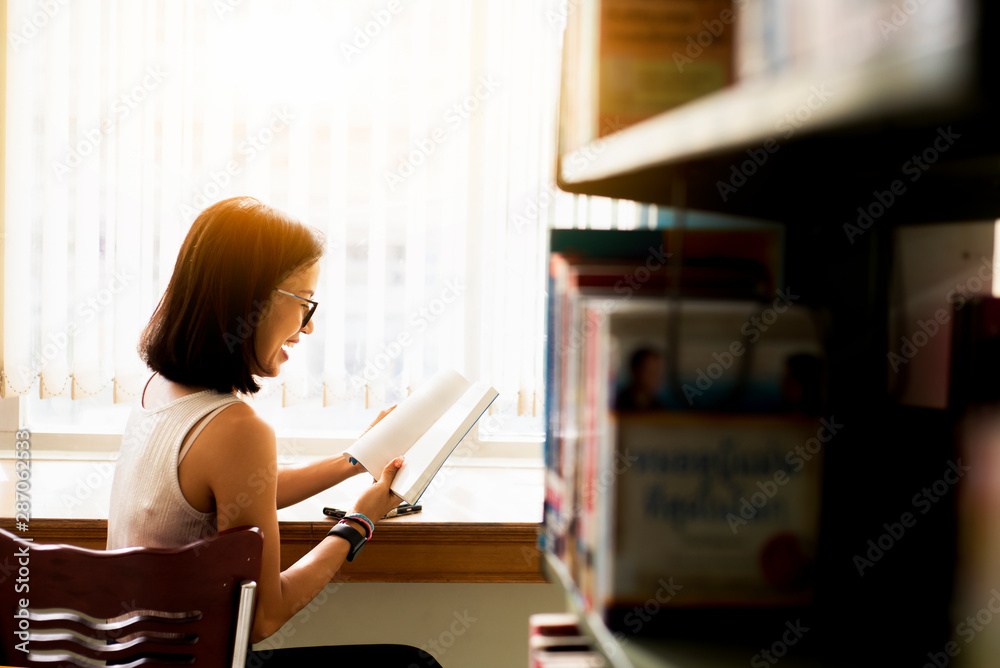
[361,404,396,437]
[345,404,398,478]
[351,456,406,521]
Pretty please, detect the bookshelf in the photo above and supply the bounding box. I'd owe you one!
[543,554,839,668]
[555,2,1000,225]
[541,2,998,667]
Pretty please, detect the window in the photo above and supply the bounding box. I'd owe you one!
[2,0,638,451]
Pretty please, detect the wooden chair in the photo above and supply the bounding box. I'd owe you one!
[0,526,263,667]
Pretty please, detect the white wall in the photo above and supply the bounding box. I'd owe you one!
[252,582,566,668]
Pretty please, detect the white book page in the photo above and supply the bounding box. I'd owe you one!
[344,368,470,478]
[391,382,498,504]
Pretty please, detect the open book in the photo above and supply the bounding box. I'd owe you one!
[344,369,499,505]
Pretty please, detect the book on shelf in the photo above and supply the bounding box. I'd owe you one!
[529,613,607,668]
[735,0,970,83]
[559,0,735,153]
[544,228,828,637]
[548,226,783,298]
[558,0,972,161]
[602,298,823,412]
[344,369,498,505]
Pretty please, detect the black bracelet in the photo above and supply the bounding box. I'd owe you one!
[326,522,367,562]
[334,517,370,540]
[343,512,374,539]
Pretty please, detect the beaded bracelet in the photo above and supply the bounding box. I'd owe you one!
[345,512,373,531]
[345,516,373,540]
[343,512,374,540]
[348,513,374,538]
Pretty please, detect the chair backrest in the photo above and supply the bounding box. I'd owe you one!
[0,526,263,667]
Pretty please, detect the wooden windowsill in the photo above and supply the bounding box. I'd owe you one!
[0,456,546,583]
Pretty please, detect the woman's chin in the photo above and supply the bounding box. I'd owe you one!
[256,362,282,379]
[252,350,288,378]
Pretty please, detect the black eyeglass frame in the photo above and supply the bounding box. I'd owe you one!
[273,288,319,328]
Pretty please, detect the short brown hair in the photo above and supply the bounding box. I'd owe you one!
[139,197,325,394]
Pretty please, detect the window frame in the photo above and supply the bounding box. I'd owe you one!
[0,393,542,460]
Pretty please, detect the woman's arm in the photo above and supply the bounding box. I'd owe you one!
[274,454,361,509]
[187,403,404,643]
[273,404,396,509]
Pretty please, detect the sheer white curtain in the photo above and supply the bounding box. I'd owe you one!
[2,0,642,436]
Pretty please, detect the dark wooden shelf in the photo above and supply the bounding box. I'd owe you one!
[556,4,1000,225]
[546,8,980,665]
[542,554,840,668]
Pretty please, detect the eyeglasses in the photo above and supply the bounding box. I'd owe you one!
[274,288,319,328]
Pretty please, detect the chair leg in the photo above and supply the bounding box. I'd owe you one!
[231,581,258,668]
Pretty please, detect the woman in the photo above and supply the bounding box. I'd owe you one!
[107,196,426,664]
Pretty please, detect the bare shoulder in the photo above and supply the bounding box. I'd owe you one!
[214,400,270,428]
[201,400,275,455]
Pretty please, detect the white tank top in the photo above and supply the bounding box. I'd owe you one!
[107,373,245,550]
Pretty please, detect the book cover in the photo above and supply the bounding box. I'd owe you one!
[606,298,824,412]
[608,412,824,610]
[587,298,827,631]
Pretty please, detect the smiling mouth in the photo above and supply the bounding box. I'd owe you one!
[282,339,299,350]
